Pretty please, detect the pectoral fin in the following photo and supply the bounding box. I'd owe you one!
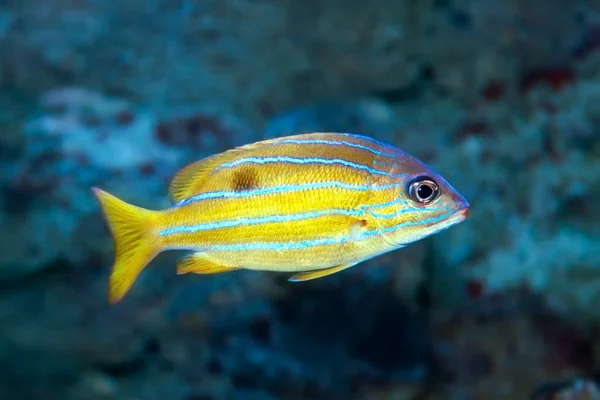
[177,253,239,275]
[288,262,358,282]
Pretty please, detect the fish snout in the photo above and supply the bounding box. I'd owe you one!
[451,190,470,212]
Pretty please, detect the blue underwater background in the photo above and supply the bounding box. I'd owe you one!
[2,1,600,399]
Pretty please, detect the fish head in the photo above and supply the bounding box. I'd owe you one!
[374,149,470,246]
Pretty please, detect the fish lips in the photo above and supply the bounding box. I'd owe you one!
[427,196,470,235]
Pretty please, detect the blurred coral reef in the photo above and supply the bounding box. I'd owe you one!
[1,0,600,399]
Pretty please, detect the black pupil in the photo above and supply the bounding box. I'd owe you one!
[417,183,434,200]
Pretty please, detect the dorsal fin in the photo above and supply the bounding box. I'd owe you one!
[168,153,229,204]
[168,138,279,204]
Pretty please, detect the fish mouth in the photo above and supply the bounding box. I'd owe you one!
[391,205,470,247]
[447,206,469,225]
[454,207,469,221]
[428,206,470,233]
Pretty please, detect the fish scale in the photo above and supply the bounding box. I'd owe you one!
[92,132,469,304]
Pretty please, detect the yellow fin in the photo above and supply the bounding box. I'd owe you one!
[168,138,281,204]
[91,187,160,305]
[168,154,229,204]
[288,262,358,282]
[176,253,239,275]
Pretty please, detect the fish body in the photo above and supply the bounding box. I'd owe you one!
[92,132,469,304]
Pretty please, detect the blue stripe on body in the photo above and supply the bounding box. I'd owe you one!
[160,208,362,235]
[211,156,404,178]
[159,199,447,236]
[338,133,394,149]
[176,181,405,206]
[204,208,457,251]
[271,138,399,160]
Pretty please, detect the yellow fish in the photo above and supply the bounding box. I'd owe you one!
[92,132,469,304]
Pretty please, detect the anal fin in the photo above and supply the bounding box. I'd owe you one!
[177,253,239,275]
[288,262,358,282]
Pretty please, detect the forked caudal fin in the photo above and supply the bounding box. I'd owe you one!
[91,187,160,304]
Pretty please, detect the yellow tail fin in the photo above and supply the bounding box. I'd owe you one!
[91,187,160,304]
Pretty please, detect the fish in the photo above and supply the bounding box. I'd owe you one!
[92,132,469,304]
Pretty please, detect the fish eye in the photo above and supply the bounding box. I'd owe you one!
[408,176,440,204]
